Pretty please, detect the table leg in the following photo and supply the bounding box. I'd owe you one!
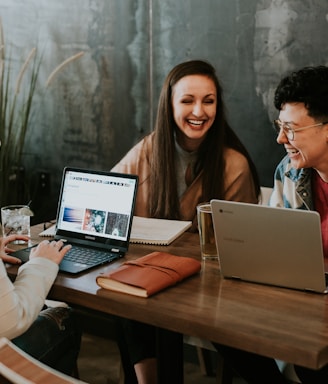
[156,328,183,383]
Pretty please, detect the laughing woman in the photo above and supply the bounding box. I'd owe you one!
[112,59,260,383]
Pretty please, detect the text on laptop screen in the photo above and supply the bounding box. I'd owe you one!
[57,170,137,241]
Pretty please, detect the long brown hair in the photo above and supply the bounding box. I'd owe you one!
[149,60,260,219]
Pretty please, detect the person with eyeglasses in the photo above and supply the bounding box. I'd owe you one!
[213,66,328,383]
[270,65,328,295]
[268,65,328,382]
[273,119,328,142]
[271,66,328,216]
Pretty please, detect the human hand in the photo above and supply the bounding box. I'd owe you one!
[30,240,72,265]
[0,235,30,264]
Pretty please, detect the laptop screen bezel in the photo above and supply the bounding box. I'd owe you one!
[54,167,138,252]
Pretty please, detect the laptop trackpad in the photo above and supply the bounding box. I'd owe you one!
[12,245,37,263]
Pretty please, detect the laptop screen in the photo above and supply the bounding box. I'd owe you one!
[55,167,138,250]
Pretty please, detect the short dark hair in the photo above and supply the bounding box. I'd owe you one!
[274,66,328,120]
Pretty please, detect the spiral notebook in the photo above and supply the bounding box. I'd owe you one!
[129,216,192,245]
[40,216,192,246]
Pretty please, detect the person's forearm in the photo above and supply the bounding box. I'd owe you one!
[0,258,58,339]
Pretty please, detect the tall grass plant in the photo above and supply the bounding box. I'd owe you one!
[0,18,83,206]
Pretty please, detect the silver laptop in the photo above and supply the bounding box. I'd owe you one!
[14,167,138,274]
[210,199,328,293]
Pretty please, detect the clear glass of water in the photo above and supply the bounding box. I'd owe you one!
[1,205,32,244]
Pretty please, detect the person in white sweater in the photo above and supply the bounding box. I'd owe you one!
[0,234,81,375]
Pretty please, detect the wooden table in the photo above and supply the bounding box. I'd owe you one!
[7,224,328,382]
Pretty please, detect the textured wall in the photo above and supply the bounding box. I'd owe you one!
[1,0,327,219]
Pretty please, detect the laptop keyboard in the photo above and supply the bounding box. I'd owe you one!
[64,246,119,266]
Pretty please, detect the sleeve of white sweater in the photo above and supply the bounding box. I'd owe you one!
[0,257,59,339]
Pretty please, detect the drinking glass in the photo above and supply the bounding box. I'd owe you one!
[1,205,31,244]
[197,202,218,260]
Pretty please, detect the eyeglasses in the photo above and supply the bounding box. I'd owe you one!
[273,119,328,141]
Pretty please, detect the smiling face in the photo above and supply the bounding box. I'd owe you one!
[171,74,217,152]
[277,102,328,179]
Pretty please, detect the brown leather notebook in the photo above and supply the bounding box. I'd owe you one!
[96,251,201,297]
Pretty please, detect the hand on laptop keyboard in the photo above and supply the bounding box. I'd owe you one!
[30,240,72,265]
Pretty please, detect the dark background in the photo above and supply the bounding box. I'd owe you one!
[1,0,327,223]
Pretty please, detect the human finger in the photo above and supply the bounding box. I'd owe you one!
[0,254,22,264]
[2,235,29,246]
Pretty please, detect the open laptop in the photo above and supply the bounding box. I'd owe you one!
[13,167,138,274]
[210,199,328,293]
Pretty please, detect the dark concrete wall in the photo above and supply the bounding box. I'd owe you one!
[1,0,327,219]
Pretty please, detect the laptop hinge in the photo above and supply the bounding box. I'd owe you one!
[229,276,241,281]
[111,248,120,253]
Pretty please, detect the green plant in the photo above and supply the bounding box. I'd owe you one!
[0,18,84,206]
[0,44,38,206]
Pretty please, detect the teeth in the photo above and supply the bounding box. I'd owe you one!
[188,120,203,125]
[287,149,299,154]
